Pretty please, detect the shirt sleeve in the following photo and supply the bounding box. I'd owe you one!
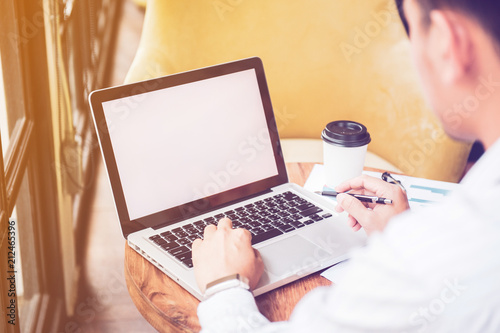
[197,285,345,333]
[197,287,280,333]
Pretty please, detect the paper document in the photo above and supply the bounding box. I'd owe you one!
[304,164,460,282]
[320,260,349,284]
[304,164,459,212]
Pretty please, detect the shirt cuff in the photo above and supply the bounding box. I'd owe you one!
[197,287,270,333]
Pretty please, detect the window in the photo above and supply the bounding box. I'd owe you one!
[1,54,9,158]
[0,0,121,331]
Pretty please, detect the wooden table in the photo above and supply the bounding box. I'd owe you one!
[125,163,333,332]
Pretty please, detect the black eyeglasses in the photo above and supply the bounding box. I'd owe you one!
[382,172,406,192]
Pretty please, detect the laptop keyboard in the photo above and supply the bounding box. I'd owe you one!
[148,191,332,268]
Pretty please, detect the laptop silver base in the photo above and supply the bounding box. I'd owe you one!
[128,183,367,301]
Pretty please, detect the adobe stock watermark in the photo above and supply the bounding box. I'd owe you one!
[100,66,167,136]
[339,2,400,64]
[285,234,341,277]
[5,220,18,326]
[237,305,270,333]
[179,105,297,218]
[8,4,46,52]
[408,278,467,332]
[275,106,297,134]
[201,298,269,333]
[52,137,89,194]
[191,104,298,199]
[397,128,448,176]
[397,74,500,176]
[443,74,500,130]
[213,0,245,22]
[59,270,128,333]
[193,129,269,197]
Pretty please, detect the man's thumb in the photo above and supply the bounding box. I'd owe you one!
[336,193,369,223]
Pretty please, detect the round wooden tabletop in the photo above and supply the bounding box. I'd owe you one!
[124,163,333,332]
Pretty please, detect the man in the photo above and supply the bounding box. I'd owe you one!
[192,0,500,331]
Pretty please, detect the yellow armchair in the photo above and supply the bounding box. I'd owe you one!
[125,0,471,182]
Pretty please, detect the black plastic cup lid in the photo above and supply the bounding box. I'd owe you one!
[321,120,371,147]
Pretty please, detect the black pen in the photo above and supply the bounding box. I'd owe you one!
[315,190,393,205]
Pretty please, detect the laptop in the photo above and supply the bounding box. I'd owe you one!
[89,57,366,300]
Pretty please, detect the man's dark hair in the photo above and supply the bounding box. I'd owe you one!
[395,0,410,35]
[395,0,500,49]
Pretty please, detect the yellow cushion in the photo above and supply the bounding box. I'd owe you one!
[126,0,471,182]
[132,0,147,8]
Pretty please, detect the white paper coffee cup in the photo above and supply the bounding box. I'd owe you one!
[322,120,371,188]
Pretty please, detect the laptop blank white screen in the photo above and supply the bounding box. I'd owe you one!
[102,69,279,220]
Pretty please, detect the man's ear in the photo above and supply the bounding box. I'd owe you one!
[428,10,474,84]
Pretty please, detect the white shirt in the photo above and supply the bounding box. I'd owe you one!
[197,138,500,332]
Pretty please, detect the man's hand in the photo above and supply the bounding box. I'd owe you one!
[192,218,264,294]
[334,175,410,235]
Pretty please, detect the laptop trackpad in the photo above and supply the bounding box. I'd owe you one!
[258,235,328,278]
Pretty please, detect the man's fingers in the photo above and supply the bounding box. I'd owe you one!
[234,227,252,243]
[217,217,233,230]
[192,239,202,260]
[347,215,358,228]
[337,193,370,225]
[335,203,344,213]
[347,215,362,232]
[192,238,202,250]
[250,249,265,289]
[253,248,262,261]
[203,224,217,238]
[336,193,369,213]
[335,174,389,195]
